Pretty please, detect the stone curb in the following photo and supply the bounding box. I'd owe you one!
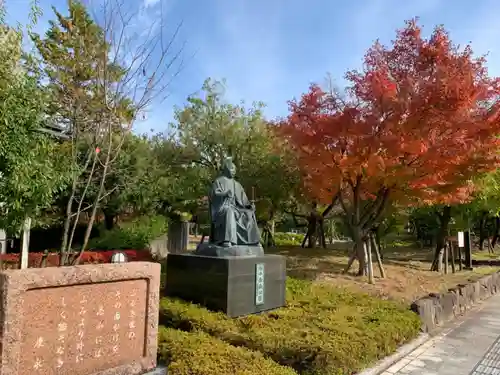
[358,269,500,374]
[471,259,500,267]
[356,333,430,375]
[145,365,167,374]
[411,270,500,332]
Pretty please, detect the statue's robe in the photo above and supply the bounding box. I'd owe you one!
[209,176,261,246]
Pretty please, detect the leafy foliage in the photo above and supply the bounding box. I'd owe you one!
[0,249,152,268]
[0,26,69,232]
[158,327,297,375]
[280,19,500,221]
[32,1,124,134]
[32,0,144,263]
[273,232,305,246]
[160,278,420,375]
[279,19,500,274]
[162,78,300,221]
[94,134,166,220]
[88,215,168,250]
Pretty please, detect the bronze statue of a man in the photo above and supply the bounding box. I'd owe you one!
[196,157,263,257]
[210,157,261,247]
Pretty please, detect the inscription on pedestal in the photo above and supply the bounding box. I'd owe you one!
[255,263,265,306]
[19,279,147,375]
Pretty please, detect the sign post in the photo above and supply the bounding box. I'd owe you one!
[458,232,464,248]
[463,230,473,270]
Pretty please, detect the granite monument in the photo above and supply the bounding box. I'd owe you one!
[0,262,164,375]
[165,157,287,318]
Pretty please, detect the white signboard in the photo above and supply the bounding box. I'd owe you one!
[458,231,465,248]
[111,252,127,263]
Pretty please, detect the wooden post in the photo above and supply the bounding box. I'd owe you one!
[464,230,473,270]
[365,240,374,284]
[438,248,444,272]
[370,233,386,278]
[0,228,5,270]
[363,242,369,276]
[457,246,463,271]
[0,229,6,255]
[20,217,31,269]
[444,242,448,274]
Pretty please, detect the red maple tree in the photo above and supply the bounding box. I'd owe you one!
[278,19,500,277]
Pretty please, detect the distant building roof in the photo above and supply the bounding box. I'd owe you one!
[37,123,70,140]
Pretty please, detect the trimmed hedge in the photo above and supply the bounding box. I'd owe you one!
[0,249,152,268]
[273,232,305,246]
[160,278,420,375]
[88,215,168,250]
[158,327,297,375]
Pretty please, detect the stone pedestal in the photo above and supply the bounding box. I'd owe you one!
[195,242,264,257]
[165,253,287,318]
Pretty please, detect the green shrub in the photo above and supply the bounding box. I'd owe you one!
[160,278,421,375]
[273,232,305,246]
[158,327,297,375]
[88,215,168,250]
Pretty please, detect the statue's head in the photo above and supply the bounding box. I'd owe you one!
[221,157,236,178]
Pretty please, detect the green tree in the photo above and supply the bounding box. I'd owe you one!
[33,0,183,264]
[32,0,123,264]
[166,79,300,242]
[0,25,68,234]
[99,134,166,229]
[468,171,500,249]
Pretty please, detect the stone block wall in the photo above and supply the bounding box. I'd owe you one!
[411,271,500,332]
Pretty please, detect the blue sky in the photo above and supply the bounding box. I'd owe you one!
[4,0,500,134]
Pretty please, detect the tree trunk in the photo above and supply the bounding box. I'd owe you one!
[450,242,456,273]
[261,221,276,247]
[328,220,335,244]
[72,144,111,266]
[343,243,357,274]
[302,216,318,248]
[431,206,452,271]
[59,150,93,267]
[104,212,116,231]
[319,220,327,248]
[353,228,366,276]
[343,230,367,276]
[479,211,488,251]
[492,216,500,248]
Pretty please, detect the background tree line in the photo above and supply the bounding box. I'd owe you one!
[2,2,500,279]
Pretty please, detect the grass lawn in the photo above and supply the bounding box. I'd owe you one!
[472,250,500,260]
[267,244,500,302]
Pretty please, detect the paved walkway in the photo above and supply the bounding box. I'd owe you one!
[382,294,500,375]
